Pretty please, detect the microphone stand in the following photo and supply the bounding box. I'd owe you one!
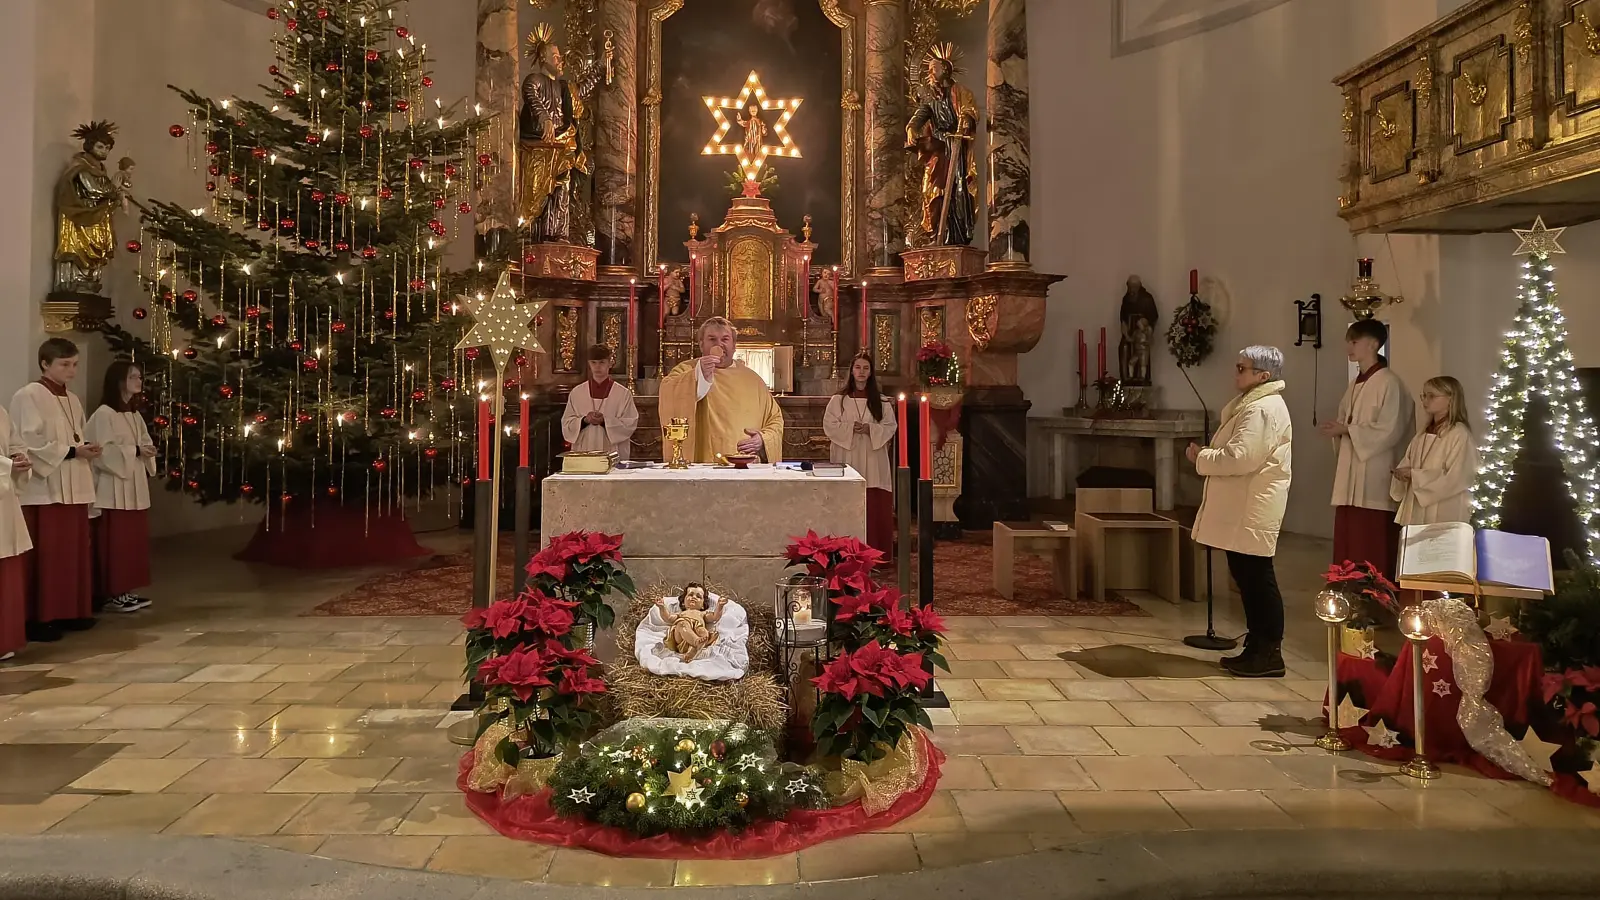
[1177,294,1237,653]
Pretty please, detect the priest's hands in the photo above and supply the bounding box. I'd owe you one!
[1317,421,1349,438]
[10,453,29,472]
[736,428,763,456]
[698,356,719,380]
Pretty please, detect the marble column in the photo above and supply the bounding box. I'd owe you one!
[594,0,639,272]
[863,0,906,275]
[474,0,518,246]
[986,0,1030,270]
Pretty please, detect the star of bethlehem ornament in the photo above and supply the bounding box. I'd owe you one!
[1512,216,1567,256]
[784,778,812,797]
[1484,616,1520,641]
[701,70,802,183]
[454,270,545,378]
[675,782,706,810]
[1518,728,1560,773]
[566,786,595,805]
[1364,719,1401,749]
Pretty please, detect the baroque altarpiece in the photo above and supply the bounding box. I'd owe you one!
[483,0,1055,526]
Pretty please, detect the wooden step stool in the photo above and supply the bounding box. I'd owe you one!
[992,522,1077,601]
[1073,488,1179,604]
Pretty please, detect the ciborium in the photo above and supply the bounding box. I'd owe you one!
[664,416,690,469]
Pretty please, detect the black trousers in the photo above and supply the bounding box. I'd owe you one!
[1225,550,1284,644]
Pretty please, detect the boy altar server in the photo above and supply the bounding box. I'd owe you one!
[11,338,101,641]
[560,344,640,459]
[0,405,32,659]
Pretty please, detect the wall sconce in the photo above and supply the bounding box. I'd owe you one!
[1294,293,1322,348]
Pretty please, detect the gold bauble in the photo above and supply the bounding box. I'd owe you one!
[676,738,697,753]
[735,792,749,808]
[626,792,647,812]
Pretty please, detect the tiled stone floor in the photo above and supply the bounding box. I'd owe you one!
[0,527,1596,887]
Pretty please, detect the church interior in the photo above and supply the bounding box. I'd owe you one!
[4,0,1600,894]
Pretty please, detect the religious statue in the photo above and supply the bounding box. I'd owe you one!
[654,583,727,664]
[115,157,136,214]
[905,44,978,248]
[1118,275,1160,387]
[518,23,611,245]
[663,266,688,316]
[55,120,125,294]
[812,272,837,322]
[737,102,767,170]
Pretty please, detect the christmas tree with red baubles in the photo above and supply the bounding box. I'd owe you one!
[103,0,510,563]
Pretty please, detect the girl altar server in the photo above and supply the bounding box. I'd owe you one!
[824,352,898,556]
[10,338,101,642]
[0,405,32,660]
[1319,319,1413,576]
[560,344,640,459]
[1392,375,1478,526]
[86,361,157,613]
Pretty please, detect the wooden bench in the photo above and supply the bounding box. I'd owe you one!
[992,522,1078,601]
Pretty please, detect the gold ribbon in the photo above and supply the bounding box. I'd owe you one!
[465,716,516,794]
[822,729,931,816]
[501,755,563,801]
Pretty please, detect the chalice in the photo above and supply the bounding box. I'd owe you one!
[664,416,690,469]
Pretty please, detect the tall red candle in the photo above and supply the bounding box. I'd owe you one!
[859,281,870,351]
[919,394,932,481]
[802,254,810,313]
[477,398,490,481]
[657,265,667,328]
[1098,327,1106,380]
[628,278,638,373]
[518,395,529,468]
[1078,329,1086,387]
[831,267,839,329]
[689,255,698,318]
[1189,268,1199,295]
[897,393,908,467]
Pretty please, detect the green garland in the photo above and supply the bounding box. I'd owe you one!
[547,721,825,836]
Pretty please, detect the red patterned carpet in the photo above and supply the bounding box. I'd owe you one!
[307,530,1146,618]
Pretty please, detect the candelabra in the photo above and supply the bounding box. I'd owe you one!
[1313,589,1353,752]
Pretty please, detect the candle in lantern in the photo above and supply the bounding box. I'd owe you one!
[803,254,811,312]
[477,398,490,481]
[1189,268,1199,295]
[792,596,812,625]
[519,394,530,469]
[920,394,932,481]
[859,280,870,350]
[897,393,908,467]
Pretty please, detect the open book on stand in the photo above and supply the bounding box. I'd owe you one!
[1397,523,1553,601]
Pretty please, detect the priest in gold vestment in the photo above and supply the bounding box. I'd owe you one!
[658,317,783,463]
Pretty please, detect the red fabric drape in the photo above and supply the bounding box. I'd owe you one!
[866,487,894,559]
[20,504,92,622]
[235,500,428,568]
[0,554,26,655]
[1332,505,1399,578]
[459,733,945,859]
[94,508,150,597]
[929,403,961,453]
[1331,638,1599,808]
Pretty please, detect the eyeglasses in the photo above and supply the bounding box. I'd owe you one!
[1419,392,1443,400]
[1235,364,1259,374]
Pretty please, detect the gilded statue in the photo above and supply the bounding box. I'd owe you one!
[906,44,978,248]
[55,120,126,294]
[518,23,610,245]
[737,101,767,172]
[662,266,688,317]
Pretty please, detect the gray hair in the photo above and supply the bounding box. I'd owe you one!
[1239,345,1284,380]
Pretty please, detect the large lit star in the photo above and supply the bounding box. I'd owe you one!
[701,70,802,182]
[455,270,544,376]
[1513,216,1567,256]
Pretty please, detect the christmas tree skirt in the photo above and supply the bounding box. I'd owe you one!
[456,738,944,858]
[234,500,431,569]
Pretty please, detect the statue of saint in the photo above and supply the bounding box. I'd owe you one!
[517,24,609,245]
[905,44,978,247]
[55,120,124,293]
[663,266,688,317]
[812,272,837,322]
[1118,275,1160,386]
[737,102,767,172]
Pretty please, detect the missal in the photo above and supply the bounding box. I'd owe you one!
[558,451,618,475]
[1397,523,1553,596]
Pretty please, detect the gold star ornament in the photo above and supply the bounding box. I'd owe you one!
[702,70,802,182]
[1512,216,1567,256]
[455,270,545,375]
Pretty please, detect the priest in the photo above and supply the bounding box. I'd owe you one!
[560,344,640,459]
[658,317,784,463]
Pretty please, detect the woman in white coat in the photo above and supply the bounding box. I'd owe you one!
[1392,375,1477,526]
[85,361,158,614]
[1187,346,1293,678]
[823,352,897,556]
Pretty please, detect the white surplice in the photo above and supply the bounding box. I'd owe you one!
[9,382,95,507]
[0,407,32,559]
[85,406,158,512]
[560,380,640,460]
[1330,366,1412,512]
[1391,421,1478,526]
[822,394,897,491]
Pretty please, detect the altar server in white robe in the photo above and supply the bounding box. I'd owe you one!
[1319,319,1412,577]
[86,360,158,614]
[0,405,33,659]
[824,352,897,557]
[561,344,640,459]
[1392,375,1478,526]
[10,338,101,642]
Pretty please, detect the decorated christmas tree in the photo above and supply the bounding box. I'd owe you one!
[1472,217,1600,560]
[103,0,506,541]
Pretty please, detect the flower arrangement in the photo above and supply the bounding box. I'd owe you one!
[916,340,961,386]
[1166,295,1218,368]
[1322,559,1399,629]
[1520,550,1600,764]
[526,530,634,631]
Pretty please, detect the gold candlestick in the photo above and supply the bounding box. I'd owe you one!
[1398,605,1440,780]
[1313,589,1353,752]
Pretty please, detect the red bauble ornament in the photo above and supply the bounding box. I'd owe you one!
[408,278,427,291]
[205,181,217,192]
[268,64,280,76]
[464,348,480,361]
[366,49,380,63]
[303,239,320,250]
[333,240,350,252]
[181,416,198,427]
[205,141,219,155]
[421,76,433,88]
[361,246,379,260]
[378,186,394,200]
[410,158,426,170]
[219,385,235,399]
[384,309,396,320]
[334,191,350,205]
[181,290,198,302]
[432,196,446,209]
[132,307,148,320]
[326,486,338,497]
[359,124,375,139]
[305,132,321,145]
[311,190,326,202]
[439,378,456,390]
[303,358,319,371]
[125,240,142,253]
[266,6,279,19]
[444,163,458,177]
[245,306,261,319]
[289,341,304,351]
[424,447,439,459]
[211,314,228,327]
[257,220,272,231]
[279,217,295,229]
[410,389,426,402]
[240,484,255,496]
[325,61,340,73]
[280,492,294,502]
[458,201,472,214]
[395,99,410,112]
[380,407,398,419]
[183,348,198,360]
[153,415,169,428]
[167,469,182,480]
[427,218,444,233]
[710,740,727,759]
[170,124,186,138]
[284,88,297,99]
[513,354,528,368]
[372,460,387,472]
[229,173,241,186]
[208,164,221,177]
[296,412,313,425]
[331,320,348,333]
[316,8,329,20]
[523,252,537,265]
[251,147,268,160]
[477,152,493,167]
[285,18,298,31]
[186,480,201,492]
[253,413,269,424]
[396,26,409,38]
[161,290,174,301]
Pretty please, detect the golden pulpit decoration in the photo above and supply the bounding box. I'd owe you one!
[664,416,690,469]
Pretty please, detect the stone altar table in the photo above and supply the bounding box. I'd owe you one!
[542,465,865,656]
[1033,411,1206,511]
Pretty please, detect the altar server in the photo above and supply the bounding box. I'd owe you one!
[659,316,784,463]
[824,352,897,556]
[10,338,100,642]
[0,406,32,660]
[86,360,157,613]
[1392,375,1477,526]
[560,344,640,459]
[1320,319,1412,577]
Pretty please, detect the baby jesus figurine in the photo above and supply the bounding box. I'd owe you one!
[655,583,727,664]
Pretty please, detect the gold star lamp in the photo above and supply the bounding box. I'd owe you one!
[455,270,545,382]
[702,70,802,183]
[1513,216,1566,256]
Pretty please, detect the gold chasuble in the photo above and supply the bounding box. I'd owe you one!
[658,360,784,463]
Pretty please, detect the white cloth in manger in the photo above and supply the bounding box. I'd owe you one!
[634,593,749,682]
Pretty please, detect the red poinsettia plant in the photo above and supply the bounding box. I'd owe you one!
[1323,560,1399,628]
[916,340,960,386]
[526,530,634,630]
[1543,666,1600,744]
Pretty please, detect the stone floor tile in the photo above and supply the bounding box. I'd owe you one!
[392,792,496,836]
[7,685,122,706]
[48,793,206,833]
[798,832,921,881]
[912,831,1033,869]
[313,835,443,869]
[874,790,964,833]
[1016,644,1081,662]
[1094,725,1205,756]
[242,835,328,854]
[941,660,1007,679]
[68,758,203,793]
[997,660,1085,680]
[1170,755,1301,791]
[166,759,301,793]
[278,793,420,834]
[1109,701,1213,727]
[974,678,1062,701]
[1131,680,1226,702]
[1181,725,1301,756]
[179,683,280,704]
[546,847,677,886]
[259,683,359,705]
[372,758,461,794]
[980,756,1097,790]
[1058,790,1188,832]
[1160,789,1297,829]
[94,684,202,705]
[950,700,1040,726]
[263,733,372,759]
[1057,680,1144,702]
[0,794,96,833]
[82,704,206,731]
[935,755,996,789]
[172,730,285,759]
[1079,755,1199,791]
[1364,787,1519,828]
[951,789,1078,834]
[171,705,287,730]
[1028,700,1130,727]
[946,643,1022,661]
[937,678,982,701]
[268,757,401,793]
[675,854,799,886]
[339,683,436,708]
[88,730,193,759]
[1473,786,1600,828]
[258,664,352,683]
[2,706,114,729]
[1192,701,1285,727]
[427,835,555,880]
[180,664,278,683]
[165,793,314,835]
[1263,788,1399,828]
[1004,725,1116,756]
[263,706,366,731]
[1206,679,1307,702]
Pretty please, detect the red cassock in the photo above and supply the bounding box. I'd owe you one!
[21,504,93,622]
[866,487,894,559]
[95,508,151,597]
[0,553,26,655]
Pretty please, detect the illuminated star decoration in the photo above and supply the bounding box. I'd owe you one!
[1512,215,1567,256]
[1518,728,1560,773]
[455,270,545,376]
[1431,678,1454,698]
[1355,638,1379,660]
[1484,616,1520,640]
[702,70,802,182]
[1364,719,1401,749]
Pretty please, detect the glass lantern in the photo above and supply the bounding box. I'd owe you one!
[775,575,827,643]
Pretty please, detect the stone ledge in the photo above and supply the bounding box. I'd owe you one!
[1,829,1597,900]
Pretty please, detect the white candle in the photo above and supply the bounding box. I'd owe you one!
[791,601,812,625]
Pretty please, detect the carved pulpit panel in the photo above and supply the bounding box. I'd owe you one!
[727,237,775,321]
[1450,36,1515,155]
[1558,0,1600,119]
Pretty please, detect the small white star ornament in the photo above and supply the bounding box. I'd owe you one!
[1364,719,1401,749]
[1512,216,1567,256]
[1422,649,1440,673]
[1484,616,1520,640]
[1333,695,1369,727]
[1579,767,1600,796]
[1431,678,1454,698]
[566,786,595,805]
[1518,728,1561,773]
[784,778,813,797]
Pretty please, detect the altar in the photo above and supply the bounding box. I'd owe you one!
[541,464,865,654]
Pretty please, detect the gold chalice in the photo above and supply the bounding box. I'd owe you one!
[664,416,690,469]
